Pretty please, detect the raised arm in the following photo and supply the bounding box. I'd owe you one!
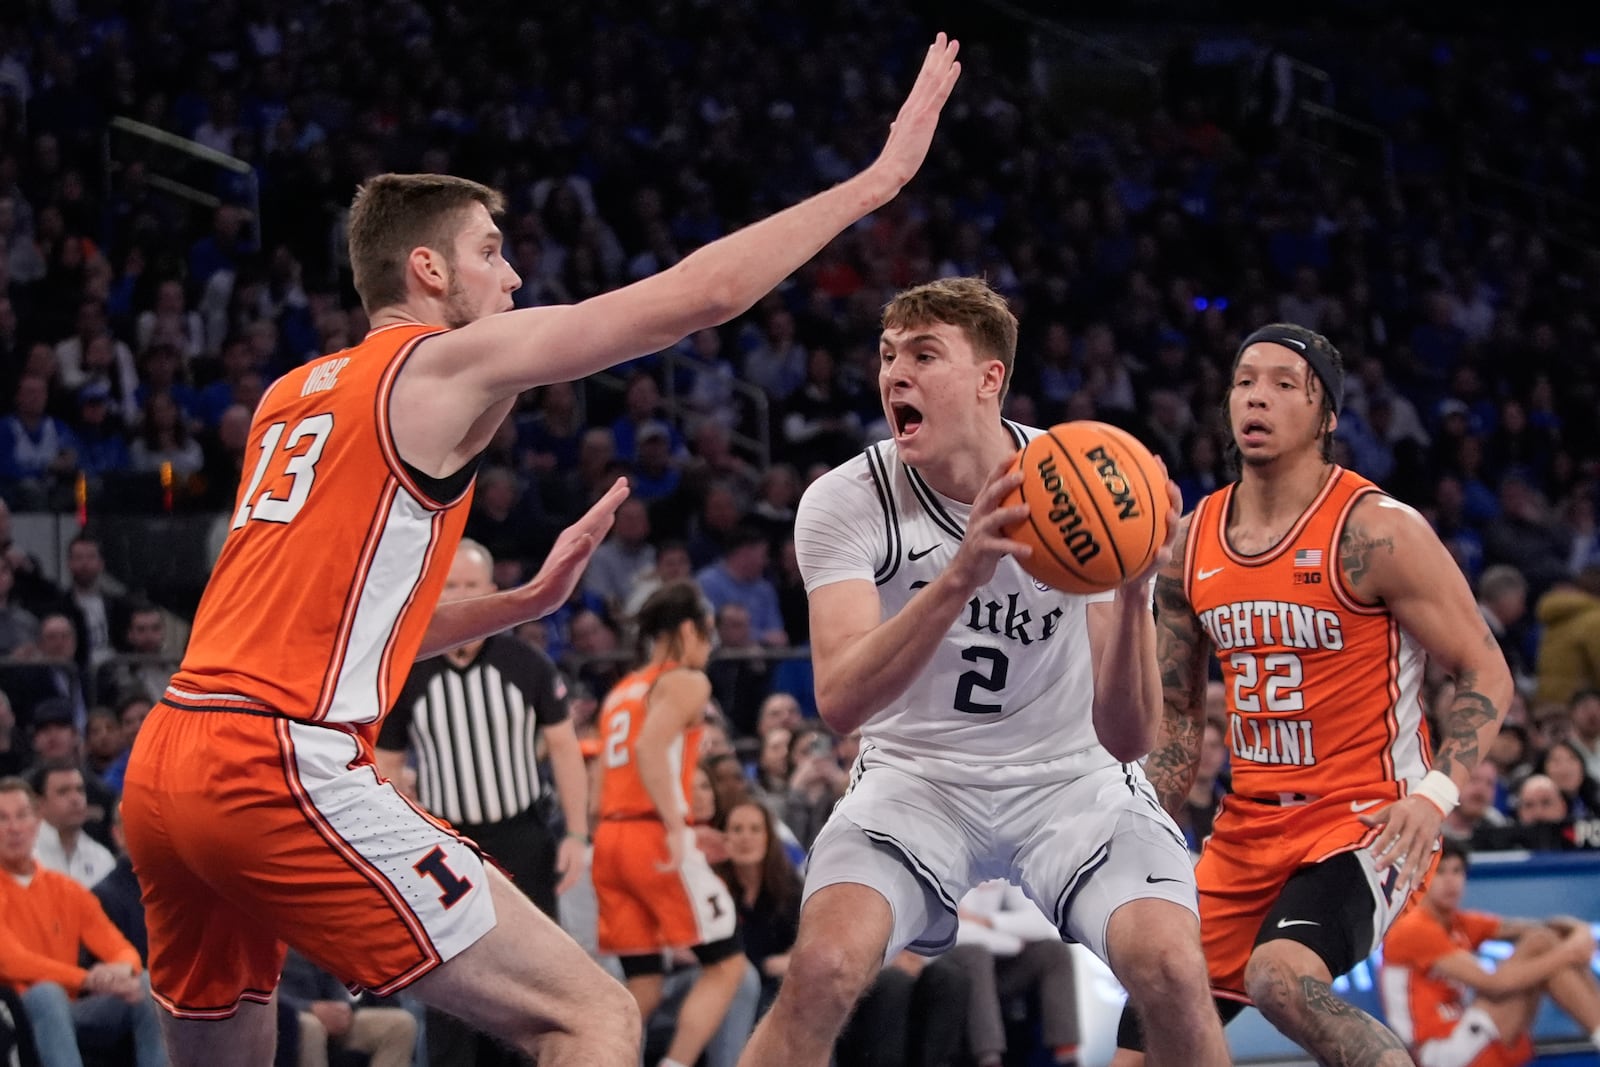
[1136,514,1214,815]
[1087,479,1182,762]
[1347,494,1514,891]
[404,38,959,414]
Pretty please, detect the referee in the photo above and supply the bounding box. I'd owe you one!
[377,539,590,1067]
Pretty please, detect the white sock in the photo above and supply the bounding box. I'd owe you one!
[661,1059,690,1067]
[1590,1024,1600,1050]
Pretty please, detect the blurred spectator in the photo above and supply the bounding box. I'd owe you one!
[0,555,39,657]
[582,498,656,618]
[1477,564,1534,692]
[462,466,556,581]
[128,392,204,480]
[0,776,166,1067]
[134,281,204,365]
[623,541,696,624]
[82,709,122,798]
[1483,477,1571,597]
[278,949,416,1067]
[686,483,745,569]
[1516,774,1569,827]
[517,382,584,478]
[681,421,760,512]
[696,526,787,649]
[781,348,863,470]
[742,308,807,403]
[950,879,1081,1067]
[54,301,136,406]
[781,726,846,850]
[714,799,803,1013]
[630,421,685,505]
[0,375,76,510]
[92,600,172,707]
[1446,759,1510,844]
[0,501,56,615]
[1572,690,1600,780]
[192,401,252,511]
[60,535,117,672]
[29,761,114,888]
[706,603,773,737]
[0,692,22,778]
[678,328,739,434]
[611,373,682,464]
[70,383,131,485]
[748,467,801,552]
[91,802,145,963]
[35,612,88,717]
[1534,567,1600,706]
[1534,741,1600,822]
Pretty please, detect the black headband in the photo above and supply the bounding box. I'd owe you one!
[1237,324,1344,414]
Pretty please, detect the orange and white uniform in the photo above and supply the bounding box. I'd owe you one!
[121,323,495,1019]
[1184,466,1434,998]
[1382,908,1532,1067]
[592,662,735,956]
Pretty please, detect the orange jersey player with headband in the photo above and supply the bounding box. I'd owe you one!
[119,30,963,1067]
[1112,323,1514,1067]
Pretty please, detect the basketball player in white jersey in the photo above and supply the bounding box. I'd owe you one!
[735,278,1230,1067]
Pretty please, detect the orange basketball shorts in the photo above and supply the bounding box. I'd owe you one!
[121,701,496,1019]
[591,818,736,957]
[1196,790,1433,1000]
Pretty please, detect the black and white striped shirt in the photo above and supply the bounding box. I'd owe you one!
[380,635,570,827]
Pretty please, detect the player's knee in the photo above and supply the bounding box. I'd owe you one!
[1243,949,1304,1025]
[1518,926,1560,955]
[1117,938,1207,1010]
[786,939,876,1020]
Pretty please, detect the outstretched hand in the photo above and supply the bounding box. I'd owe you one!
[872,34,962,192]
[522,478,629,619]
[948,455,1032,595]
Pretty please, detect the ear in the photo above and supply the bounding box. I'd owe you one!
[407,246,450,298]
[1326,410,1339,437]
[975,358,1005,402]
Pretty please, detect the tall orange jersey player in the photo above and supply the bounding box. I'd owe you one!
[1112,324,1514,1067]
[120,34,964,1067]
[593,581,746,1067]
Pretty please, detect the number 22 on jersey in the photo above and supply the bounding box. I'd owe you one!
[231,413,335,529]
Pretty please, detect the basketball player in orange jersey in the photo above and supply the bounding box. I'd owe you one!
[119,35,963,1067]
[593,581,746,1067]
[1111,323,1515,1067]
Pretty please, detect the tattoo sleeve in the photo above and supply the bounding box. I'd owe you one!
[1338,519,1395,598]
[1430,633,1501,781]
[1145,567,1210,817]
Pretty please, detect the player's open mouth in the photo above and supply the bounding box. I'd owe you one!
[891,402,924,439]
[1240,417,1270,443]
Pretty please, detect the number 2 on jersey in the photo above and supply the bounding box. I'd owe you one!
[954,646,1009,714]
[604,710,631,769]
[231,414,335,529]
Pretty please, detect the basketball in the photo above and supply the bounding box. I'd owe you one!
[1002,422,1170,594]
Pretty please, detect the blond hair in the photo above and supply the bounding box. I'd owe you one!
[882,277,1019,401]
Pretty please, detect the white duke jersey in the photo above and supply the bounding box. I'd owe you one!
[794,421,1118,786]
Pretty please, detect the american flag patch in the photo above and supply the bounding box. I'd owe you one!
[1294,549,1322,567]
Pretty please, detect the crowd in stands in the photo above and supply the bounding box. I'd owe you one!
[0,0,1599,1063]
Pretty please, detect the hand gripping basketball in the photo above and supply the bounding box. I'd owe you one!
[946,457,1033,595]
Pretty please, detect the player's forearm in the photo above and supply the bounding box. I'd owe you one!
[1480,948,1583,996]
[1091,583,1161,762]
[813,568,975,734]
[548,734,590,839]
[1432,641,1513,790]
[1142,573,1210,815]
[415,588,538,660]
[634,738,688,831]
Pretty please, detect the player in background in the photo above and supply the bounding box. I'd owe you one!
[1382,839,1600,1067]
[1113,324,1514,1067]
[122,36,964,1067]
[594,581,745,1067]
[738,277,1230,1067]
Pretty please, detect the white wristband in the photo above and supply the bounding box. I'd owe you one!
[1413,770,1460,815]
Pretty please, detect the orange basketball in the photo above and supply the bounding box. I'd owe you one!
[1002,421,1170,594]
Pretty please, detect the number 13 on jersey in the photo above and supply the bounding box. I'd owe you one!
[231,414,335,529]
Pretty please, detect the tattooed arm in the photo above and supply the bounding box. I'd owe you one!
[1142,513,1214,817]
[1339,493,1513,889]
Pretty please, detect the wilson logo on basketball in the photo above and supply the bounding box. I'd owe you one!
[1035,455,1102,565]
[1085,446,1140,521]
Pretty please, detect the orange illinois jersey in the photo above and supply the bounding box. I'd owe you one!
[597,662,702,822]
[1380,907,1501,1047]
[1184,466,1431,802]
[168,323,473,732]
